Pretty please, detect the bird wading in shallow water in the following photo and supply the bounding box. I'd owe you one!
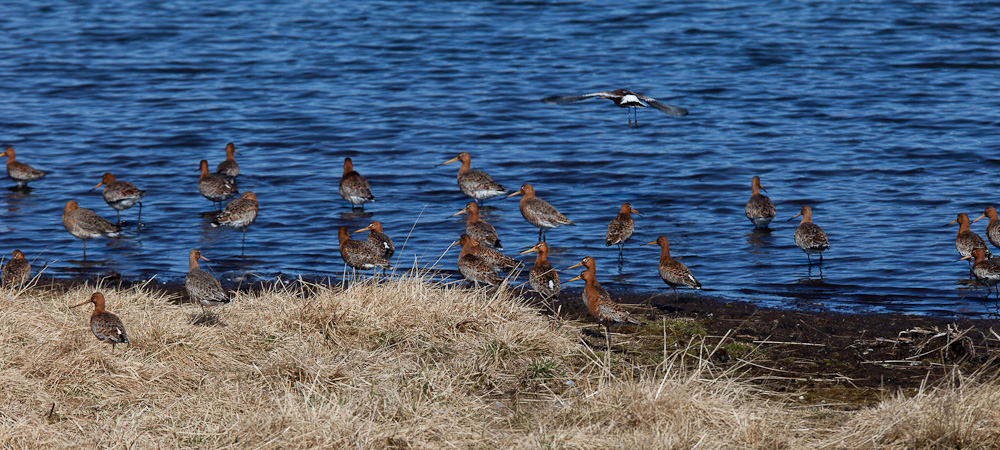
[971,206,1000,252]
[961,248,1000,298]
[339,157,374,209]
[506,183,574,242]
[439,152,507,206]
[947,213,991,271]
[450,201,503,250]
[71,292,129,352]
[1,147,46,189]
[606,203,640,260]
[62,200,120,258]
[745,176,775,229]
[212,191,259,256]
[91,172,146,226]
[198,160,238,211]
[216,142,240,182]
[541,89,688,127]
[354,221,394,261]
[789,205,829,265]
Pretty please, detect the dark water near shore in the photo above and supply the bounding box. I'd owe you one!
[2,1,1000,316]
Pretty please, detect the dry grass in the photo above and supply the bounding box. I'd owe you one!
[0,274,997,449]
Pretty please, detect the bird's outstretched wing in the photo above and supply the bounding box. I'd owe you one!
[634,93,689,117]
[540,92,614,104]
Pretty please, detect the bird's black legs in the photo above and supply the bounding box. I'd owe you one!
[137,202,143,227]
[116,210,121,225]
[241,228,247,257]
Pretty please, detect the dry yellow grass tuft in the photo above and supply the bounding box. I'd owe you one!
[0,275,997,449]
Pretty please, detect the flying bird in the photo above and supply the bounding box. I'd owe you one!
[541,89,688,127]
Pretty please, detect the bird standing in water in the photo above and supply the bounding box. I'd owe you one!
[91,172,146,226]
[541,89,688,127]
[212,192,259,256]
[1,147,46,188]
[961,248,1000,298]
[198,160,238,210]
[339,157,374,209]
[606,203,639,260]
[506,183,574,242]
[439,152,507,205]
[789,206,830,265]
[71,292,129,352]
[745,176,775,228]
[216,142,240,182]
[62,200,120,258]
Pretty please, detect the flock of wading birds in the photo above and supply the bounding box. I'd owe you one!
[4,91,1000,351]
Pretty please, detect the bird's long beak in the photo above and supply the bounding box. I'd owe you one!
[945,219,959,227]
[353,226,372,233]
[787,212,803,222]
[505,189,523,199]
[760,186,768,193]
[438,156,460,166]
[90,181,105,191]
[958,255,973,261]
[643,241,657,246]
[566,262,583,270]
[972,214,987,224]
[200,255,211,262]
[631,208,642,216]
[70,299,91,308]
[567,275,583,282]
[449,208,468,218]
[519,245,540,255]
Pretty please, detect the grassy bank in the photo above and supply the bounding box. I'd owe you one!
[2,275,999,449]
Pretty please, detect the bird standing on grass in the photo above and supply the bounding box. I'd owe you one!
[185,249,230,316]
[567,270,641,325]
[567,256,609,309]
[456,234,505,287]
[520,242,560,301]
[71,292,129,352]
[2,250,31,287]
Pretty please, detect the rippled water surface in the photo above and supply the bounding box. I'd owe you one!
[3,1,1000,316]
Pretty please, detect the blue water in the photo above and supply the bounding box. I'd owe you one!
[2,1,999,316]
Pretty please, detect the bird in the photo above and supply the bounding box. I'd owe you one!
[644,236,701,302]
[439,152,506,205]
[185,249,230,315]
[466,236,522,272]
[71,292,129,352]
[960,248,1000,298]
[338,226,391,272]
[90,172,146,226]
[354,221,394,260]
[566,256,609,309]
[198,159,238,210]
[212,191,259,256]
[745,176,776,228]
[541,89,688,127]
[1,147,46,188]
[216,142,240,181]
[520,242,560,301]
[450,201,502,250]
[456,234,505,287]
[62,201,120,258]
[567,270,641,325]
[606,203,639,259]
[2,249,31,287]
[947,213,992,269]
[506,183,574,242]
[339,157,374,209]
[789,205,830,265]
[971,206,1000,251]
